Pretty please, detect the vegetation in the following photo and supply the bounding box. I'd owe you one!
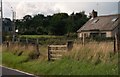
[2,41,119,75]
[2,5,119,76]
[0,53,1,65]
[15,11,89,35]
[18,35,66,45]
[2,52,118,75]
[20,35,64,39]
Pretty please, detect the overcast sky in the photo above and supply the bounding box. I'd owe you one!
[2,0,120,19]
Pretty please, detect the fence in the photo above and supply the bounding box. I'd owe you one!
[48,45,67,61]
[4,37,40,57]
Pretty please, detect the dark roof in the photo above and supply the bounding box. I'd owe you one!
[77,14,120,32]
[2,18,12,27]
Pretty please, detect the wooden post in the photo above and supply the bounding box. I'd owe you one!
[25,38,28,48]
[12,35,15,43]
[114,34,117,53]
[6,41,9,48]
[82,33,85,45]
[18,38,20,43]
[36,38,39,44]
[26,38,28,44]
[117,35,120,51]
[34,44,40,58]
[67,40,74,51]
[117,14,120,52]
[114,26,120,52]
[48,45,51,61]
[36,38,40,56]
[117,25,120,51]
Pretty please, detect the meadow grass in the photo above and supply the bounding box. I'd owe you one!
[20,35,64,39]
[2,51,118,75]
[0,45,2,65]
[2,41,119,75]
[18,35,67,45]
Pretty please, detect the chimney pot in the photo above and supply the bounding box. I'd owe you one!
[92,10,98,18]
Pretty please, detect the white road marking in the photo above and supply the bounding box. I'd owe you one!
[0,65,37,76]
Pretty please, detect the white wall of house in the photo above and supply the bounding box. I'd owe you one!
[78,31,113,38]
[78,26,119,38]
[106,31,112,37]
[78,32,90,38]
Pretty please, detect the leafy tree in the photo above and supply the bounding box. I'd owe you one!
[49,13,69,35]
[15,12,89,35]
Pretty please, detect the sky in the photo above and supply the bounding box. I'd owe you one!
[2,0,120,19]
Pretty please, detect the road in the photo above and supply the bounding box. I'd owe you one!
[0,66,36,77]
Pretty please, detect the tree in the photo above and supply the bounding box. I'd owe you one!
[66,11,89,33]
[23,15,32,21]
[15,12,89,35]
[49,13,69,35]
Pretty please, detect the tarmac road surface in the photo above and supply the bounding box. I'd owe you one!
[0,65,36,77]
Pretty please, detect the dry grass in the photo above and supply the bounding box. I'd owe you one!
[3,44,34,54]
[2,43,43,61]
[0,45,2,64]
[2,41,118,75]
[2,41,118,64]
[64,41,117,64]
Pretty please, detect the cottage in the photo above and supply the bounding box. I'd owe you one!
[77,10,120,38]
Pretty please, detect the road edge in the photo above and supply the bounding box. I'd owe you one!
[0,65,37,77]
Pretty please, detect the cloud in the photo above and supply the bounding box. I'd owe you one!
[4,0,120,2]
[15,2,61,19]
[3,1,119,19]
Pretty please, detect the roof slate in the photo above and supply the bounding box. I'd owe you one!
[77,14,120,32]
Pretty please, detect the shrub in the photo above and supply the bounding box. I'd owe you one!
[28,51,40,60]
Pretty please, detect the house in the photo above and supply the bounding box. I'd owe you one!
[77,10,120,38]
[2,18,13,35]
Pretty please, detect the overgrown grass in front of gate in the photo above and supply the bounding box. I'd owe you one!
[2,41,119,75]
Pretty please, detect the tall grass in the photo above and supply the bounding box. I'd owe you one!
[2,41,119,75]
[0,45,2,65]
[64,41,117,64]
[2,51,118,75]
[2,43,42,61]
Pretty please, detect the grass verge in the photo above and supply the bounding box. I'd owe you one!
[2,41,119,75]
[2,51,118,75]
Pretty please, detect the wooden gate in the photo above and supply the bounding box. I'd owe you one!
[48,45,67,61]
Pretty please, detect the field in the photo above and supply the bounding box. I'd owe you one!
[2,39,119,75]
[20,35,64,39]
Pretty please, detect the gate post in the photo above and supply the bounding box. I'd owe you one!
[48,45,51,61]
[67,40,74,51]
[114,37,116,53]
[35,38,40,57]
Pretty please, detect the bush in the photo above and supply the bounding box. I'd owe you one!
[28,51,40,60]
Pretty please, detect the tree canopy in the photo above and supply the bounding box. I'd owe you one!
[15,11,89,35]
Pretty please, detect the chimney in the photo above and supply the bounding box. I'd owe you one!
[92,10,98,18]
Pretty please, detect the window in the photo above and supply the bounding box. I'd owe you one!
[9,27,12,31]
[81,33,89,37]
[112,18,118,22]
[101,33,106,38]
[90,33,99,38]
[92,19,99,24]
